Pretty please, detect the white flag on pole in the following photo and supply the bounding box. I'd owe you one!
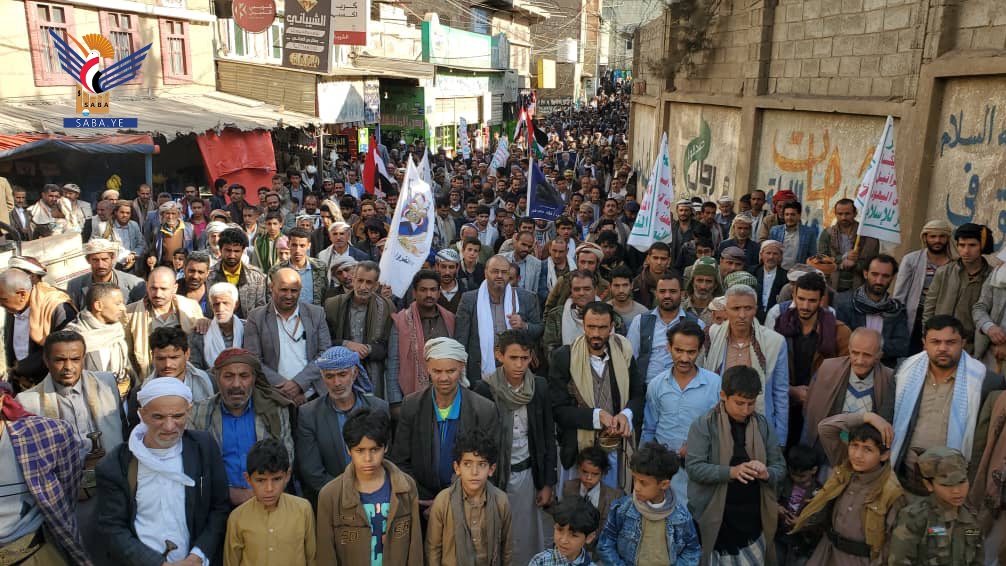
[627,132,674,252]
[418,150,433,188]
[854,116,900,244]
[489,137,510,171]
[379,156,436,297]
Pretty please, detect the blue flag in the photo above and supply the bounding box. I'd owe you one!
[526,158,564,221]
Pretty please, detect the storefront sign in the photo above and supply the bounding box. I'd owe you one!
[333,0,368,45]
[317,81,365,124]
[435,74,490,97]
[283,0,331,73]
[358,127,370,153]
[422,18,492,69]
[364,79,381,123]
[233,0,276,33]
[537,97,574,116]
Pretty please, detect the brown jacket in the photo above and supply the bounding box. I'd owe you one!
[802,356,895,448]
[426,480,512,566]
[316,460,423,566]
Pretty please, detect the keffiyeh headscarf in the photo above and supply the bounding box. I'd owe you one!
[315,346,373,393]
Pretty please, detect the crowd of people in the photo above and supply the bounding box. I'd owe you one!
[0,87,1003,566]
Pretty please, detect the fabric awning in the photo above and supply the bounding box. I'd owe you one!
[0,133,155,160]
[0,91,319,139]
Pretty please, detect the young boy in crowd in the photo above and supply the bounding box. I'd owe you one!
[597,442,700,565]
[561,446,623,551]
[224,439,316,566]
[789,411,904,565]
[887,446,982,565]
[775,444,821,565]
[529,497,600,566]
[316,408,423,565]
[685,365,785,563]
[427,429,512,566]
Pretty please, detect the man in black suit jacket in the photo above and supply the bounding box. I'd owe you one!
[754,239,788,323]
[549,302,644,478]
[389,337,501,502]
[96,378,229,566]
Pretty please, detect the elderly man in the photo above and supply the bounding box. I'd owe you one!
[81,198,114,242]
[434,248,468,313]
[65,282,135,398]
[205,228,268,318]
[296,346,389,503]
[893,219,956,355]
[67,238,146,310]
[833,254,910,365]
[628,273,706,384]
[550,301,643,491]
[145,201,193,267]
[801,327,894,451]
[387,270,455,405]
[96,378,230,564]
[698,284,789,444]
[389,337,500,503]
[188,348,295,507]
[0,382,92,565]
[716,212,758,267]
[0,267,77,389]
[245,267,332,405]
[324,261,394,398]
[318,221,367,272]
[456,254,544,388]
[125,266,204,379]
[817,199,879,292]
[544,270,603,357]
[503,230,543,295]
[190,282,244,371]
[17,329,124,562]
[269,227,328,305]
[891,315,1005,495]
[754,239,787,322]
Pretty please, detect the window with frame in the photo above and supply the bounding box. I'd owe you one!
[26,1,76,86]
[99,11,142,84]
[625,37,633,51]
[159,18,192,83]
[226,19,282,62]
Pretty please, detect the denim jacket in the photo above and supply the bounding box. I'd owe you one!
[596,495,701,566]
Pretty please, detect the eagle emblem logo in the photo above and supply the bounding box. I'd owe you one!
[48,29,152,116]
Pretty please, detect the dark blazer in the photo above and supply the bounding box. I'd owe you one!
[4,303,76,386]
[244,302,332,394]
[832,289,910,365]
[454,287,544,388]
[296,392,389,502]
[754,265,788,323]
[473,376,558,490]
[389,385,502,500]
[96,430,230,566]
[9,207,32,241]
[548,345,645,470]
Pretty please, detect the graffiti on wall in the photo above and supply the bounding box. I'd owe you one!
[933,79,1006,250]
[755,111,883,230]
[667,103,739,201]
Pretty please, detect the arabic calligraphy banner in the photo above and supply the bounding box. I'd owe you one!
[283,0,332,73]
[854,116,900,243]
[628,132,674,252]
[333,0,368,45]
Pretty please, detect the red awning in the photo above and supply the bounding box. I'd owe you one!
[0,133,155,159]
[196,129,278,205]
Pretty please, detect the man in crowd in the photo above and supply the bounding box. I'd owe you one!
[325,260,394,397]
[205,228,268,318]
[716,195,736,234]
[270,227,328,305]
[65,282,135,398]
[0,381,91,565]
[387,270,455,406]
[188,348,294,507]
[894,219,956,354]
[9,185,33,240]
[189,282,244,371]
[27,184,66,233]
[924,222,994,355]
[81,199,114,242]
[890,315,1005,495]
[67,238,146,311]
[608,265,649,324]
[111,200,144,271]
[17,330,124,562]
[628,273,705,384]
[1,267,77,389]
[550,301,643,491]
[632,242,672,309]
[317,221,367,272]
[544,270,600,356]
[681,257,720,325]
[754,239,787,322]
[390,337,501,503]
[834,254,910,365]
[96,377,230,564]
[718,246,749,280]
[244,268,332,405]
[671,200,696,261]
[748,189,769,241]
[147,327,215,402]
[178,251,211,316]
[699,284,789,444]
[456,254,544,388]
[125,266,205,379]
[251,211,284,272]
[225,184,247,224]
[296,346,388,503]
[769,200,817,270]
[130,183,154,229]
[503,230,542,295]
[716,212,758,268]
[434,248,467,313]
[146,201,193,267]
[818,198,879,292]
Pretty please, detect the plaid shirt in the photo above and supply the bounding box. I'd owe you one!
[528,547,595,566]
[8,415,93,566]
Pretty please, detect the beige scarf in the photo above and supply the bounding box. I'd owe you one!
[68,311,133,391]
[127,297,201,379]
[28,282,75,346]
[569,333,633,453]
[485,367,535,490]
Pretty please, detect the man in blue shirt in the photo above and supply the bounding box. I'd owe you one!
[627,272,705,383]
[641,320,721,505]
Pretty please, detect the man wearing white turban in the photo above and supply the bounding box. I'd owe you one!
[96,377,229,565]
[389,338,501,504]
[66,238,146,311]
